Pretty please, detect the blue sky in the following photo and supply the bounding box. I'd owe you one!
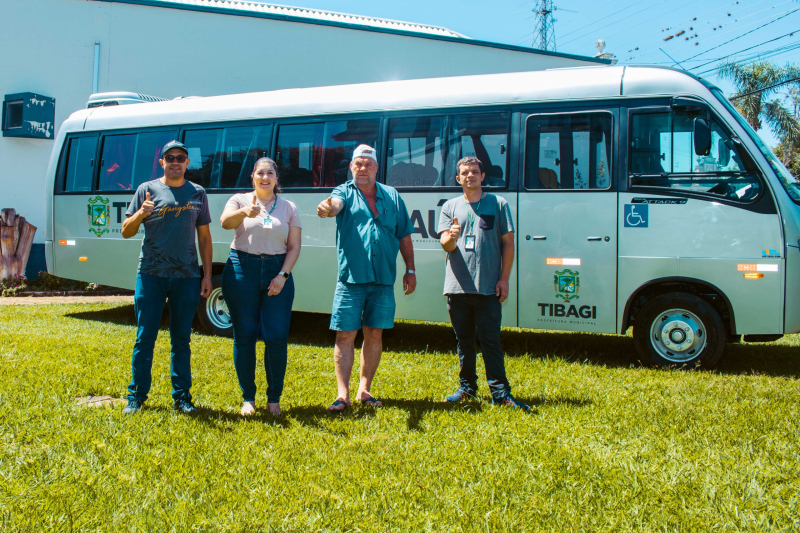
[287,0,800,145]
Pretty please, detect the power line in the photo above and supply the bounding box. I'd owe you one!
[689,28,800,72]
[680,7,800,62]
[560,0,669,48]
[729,76,800,99]
[658,0,745,35]
[695,42,800,76]
[555,2,640,40]
[619,0,769,54]
[561,0,692,50]
[628,1,795,61]
[628,5,800,61]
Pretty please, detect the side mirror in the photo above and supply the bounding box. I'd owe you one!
[694,118,711,156]
[718,139,731,166]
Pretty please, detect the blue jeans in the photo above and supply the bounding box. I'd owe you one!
[128,273,201,402]
[447,293,511,399]
[222,250,295,403]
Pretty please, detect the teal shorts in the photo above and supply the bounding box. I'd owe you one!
[330,281,396,331]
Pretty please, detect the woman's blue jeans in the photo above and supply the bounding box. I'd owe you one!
[222,250,295,403]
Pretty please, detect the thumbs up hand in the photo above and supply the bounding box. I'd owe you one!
[317,197,334,218]
[449,217,461,240]
[243,195,261,218]
[141,191,155,217]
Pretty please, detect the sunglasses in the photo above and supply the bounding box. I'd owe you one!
[163,154,187,163]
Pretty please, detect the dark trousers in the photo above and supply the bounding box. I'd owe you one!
[447,293,511,398]
[128,273,201,402]
[222,250,294,403]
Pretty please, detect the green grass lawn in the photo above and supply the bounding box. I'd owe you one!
[0,302,799,532]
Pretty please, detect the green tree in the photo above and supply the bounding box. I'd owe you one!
[717,60,800,147]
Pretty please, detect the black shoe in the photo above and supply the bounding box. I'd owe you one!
[491,393,530,412]
[123,399,144,414]
[445,387,477,403]
[173,398,199,413]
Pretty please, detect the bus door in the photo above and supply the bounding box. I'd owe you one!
[622,101,782,336]
[517,108,619,333]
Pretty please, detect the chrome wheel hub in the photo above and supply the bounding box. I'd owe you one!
[205,287,231,330]
[650,308,706,363]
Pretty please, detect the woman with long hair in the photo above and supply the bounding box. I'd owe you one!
[220,157,301,416]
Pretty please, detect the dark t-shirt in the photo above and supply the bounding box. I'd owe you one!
[438,193,514,295]
[126,179,211,278]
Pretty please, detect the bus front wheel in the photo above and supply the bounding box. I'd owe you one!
[633,292,725,369]
[197,275,233,337]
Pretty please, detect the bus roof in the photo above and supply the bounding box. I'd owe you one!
[74,66,713,132]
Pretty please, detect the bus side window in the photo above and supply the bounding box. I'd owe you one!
[275,119,379,188]
[60,135,98,192]
[447,113,509,188]
[323,119,380,186]
[183,125,272,189]
[219,125,272,189]
[97,130,176,191]
[183,128,222,188]
[524,112,613,190]
[386,116,447,187]
[630,110,760,201]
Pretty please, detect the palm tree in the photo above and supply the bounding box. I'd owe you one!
[717,60,800,146]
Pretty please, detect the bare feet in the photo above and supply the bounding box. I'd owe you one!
[327,398,350,411]
[240,401,256,416]
[267,403,281,415]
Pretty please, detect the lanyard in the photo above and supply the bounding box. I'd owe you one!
[256,195,279,218]
[463,193,484,235]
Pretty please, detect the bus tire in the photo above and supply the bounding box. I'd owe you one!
[633,292,725,369]
[197,275,233,337]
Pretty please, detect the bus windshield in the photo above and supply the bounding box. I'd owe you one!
[711,88,800,205]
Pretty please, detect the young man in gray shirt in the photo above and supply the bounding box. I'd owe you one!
[438,156,529,410]
[121,140,213,414]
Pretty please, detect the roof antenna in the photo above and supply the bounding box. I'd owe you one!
[659,47,687,70]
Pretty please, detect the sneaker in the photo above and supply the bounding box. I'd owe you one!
[492,393,530,412]
[173,398,199,413]
[445,387,477,403]
[123,399,144,414]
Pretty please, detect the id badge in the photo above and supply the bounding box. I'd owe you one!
[465,235,476,251]
[262,217,273,229]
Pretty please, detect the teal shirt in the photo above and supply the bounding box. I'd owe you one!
[331,181,413,286]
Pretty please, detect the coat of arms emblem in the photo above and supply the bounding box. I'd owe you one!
[88,196,110,237]
[554,269,580,302]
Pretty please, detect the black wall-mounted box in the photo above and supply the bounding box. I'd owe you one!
[2,92,56,139]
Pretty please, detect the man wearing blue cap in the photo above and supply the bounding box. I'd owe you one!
[121,140,213,414]
[316,144,416,411]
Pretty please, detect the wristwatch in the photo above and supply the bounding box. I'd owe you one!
[406,269,415,274]
[279,271,289,279]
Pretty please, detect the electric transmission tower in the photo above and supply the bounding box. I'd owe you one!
[532,0,576,51]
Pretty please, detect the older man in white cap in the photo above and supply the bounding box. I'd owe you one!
[316,144,416,411]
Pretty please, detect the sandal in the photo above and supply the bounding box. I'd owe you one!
[327,398,350,411]
[358,396,382,408]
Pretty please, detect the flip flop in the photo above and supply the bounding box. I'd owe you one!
[359,396,383,408]
[327,398,349,412]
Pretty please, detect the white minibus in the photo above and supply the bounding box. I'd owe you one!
[44,66,800,368]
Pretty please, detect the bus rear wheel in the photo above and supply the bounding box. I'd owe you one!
[197,275,233,337]
[633,292,725,369]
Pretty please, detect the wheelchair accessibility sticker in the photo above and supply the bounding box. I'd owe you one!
[624,204,648,228]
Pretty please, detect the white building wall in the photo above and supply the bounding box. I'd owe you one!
[0,0,604,255]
